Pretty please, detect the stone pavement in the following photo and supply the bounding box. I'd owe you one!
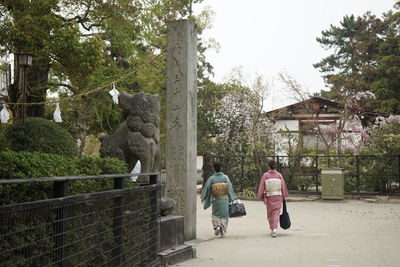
[173,196,400,267]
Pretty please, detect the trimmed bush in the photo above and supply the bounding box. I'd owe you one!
[0,150,128,204]
[71,156,130,195]
[5,117,78,157]
[0,152,131,266]
[0,124,8,152]
[0,150,76,204]
[0,150,77,179]
[76,156,128,175]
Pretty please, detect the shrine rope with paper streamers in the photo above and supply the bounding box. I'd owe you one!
[0,51,166,106]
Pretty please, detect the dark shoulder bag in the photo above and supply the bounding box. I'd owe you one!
[280,200,291,230]
[229,199,246,217]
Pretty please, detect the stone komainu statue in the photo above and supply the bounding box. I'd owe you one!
[99,91,162,178]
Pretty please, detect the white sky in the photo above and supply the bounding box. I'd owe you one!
[194,0,396,111]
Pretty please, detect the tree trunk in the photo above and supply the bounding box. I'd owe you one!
[26,57,50,118]
[10,2,51,120]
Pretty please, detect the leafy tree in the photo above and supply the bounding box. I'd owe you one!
[369,3,400,114]
[0,0,212,155]
[314,13,383,101]
[197,80,253,155]
[198,70,275,164]
[362,115,400,155]
[198,71,279,191]
[0,0,106,119]
[360,115,400,192]
[314,2,400,114]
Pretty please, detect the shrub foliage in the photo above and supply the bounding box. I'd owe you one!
[0,150,128,204]
[5,117,78,157]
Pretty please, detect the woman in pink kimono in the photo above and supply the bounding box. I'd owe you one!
[257,160,288,238]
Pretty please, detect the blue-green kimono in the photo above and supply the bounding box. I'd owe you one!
[201,172,236,235]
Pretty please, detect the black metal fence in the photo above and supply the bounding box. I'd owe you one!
[0,173,160,267]
[203,155,400,195]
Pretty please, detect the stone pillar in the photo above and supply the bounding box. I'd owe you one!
[166,20,197,241]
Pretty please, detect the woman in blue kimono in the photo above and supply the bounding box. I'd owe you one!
[201,162,236,237]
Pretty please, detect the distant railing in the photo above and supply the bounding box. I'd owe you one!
[203,155,400,195]
[0,173,161,267]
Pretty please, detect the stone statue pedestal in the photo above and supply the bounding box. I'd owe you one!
[160,216,184,251]
[157,216,194,266]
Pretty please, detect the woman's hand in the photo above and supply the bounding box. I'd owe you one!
[201,199,204,204]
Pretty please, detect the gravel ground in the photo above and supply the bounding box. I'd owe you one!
[173,197,400,267]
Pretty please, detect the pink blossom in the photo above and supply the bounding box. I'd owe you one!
[318,124,337,135]
[346,91,376,113]
[386,115,400,124]
[344,120,363,131]
[372,115,400,129]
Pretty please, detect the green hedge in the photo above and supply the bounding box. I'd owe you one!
[5,117,78,157]
[0,150,129,205]
[0,153,145,267]
[0,124,8,152]
[71,155,131,195]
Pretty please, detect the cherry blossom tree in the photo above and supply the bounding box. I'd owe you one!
[357,114,400,192]
[279,71,377,157]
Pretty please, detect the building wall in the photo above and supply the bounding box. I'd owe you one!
[275,120,298,131]
[274,114,363,153]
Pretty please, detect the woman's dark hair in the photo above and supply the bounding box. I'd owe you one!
[213,162,222,172]
[268,160,277,170]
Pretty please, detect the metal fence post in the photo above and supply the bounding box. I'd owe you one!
[53,181,69,267]
[276,156,280,172]
[315,155,319,193]
[150,173,158,185]
[112,177,124,265]
[240,154,244,192]
[202,155,210,188]
[398,156,400,185]
[150,174,160,258]
[356,156,360,193]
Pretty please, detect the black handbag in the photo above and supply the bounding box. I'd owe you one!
[229,200,247,217]
[280,200,291,229]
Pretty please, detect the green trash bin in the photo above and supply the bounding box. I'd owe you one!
[321,167,344,200]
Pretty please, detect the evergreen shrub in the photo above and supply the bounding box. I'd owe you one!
[71,156,130,195]
[0,150,128,205]
[0,124,8,152]
[0,152,130,266]
[5,117,78,157]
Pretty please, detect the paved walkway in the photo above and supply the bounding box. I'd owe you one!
[174,197,400,267]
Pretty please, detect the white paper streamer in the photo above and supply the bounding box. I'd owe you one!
[109,84,120,104]
[0,104,9,123]
[130,161,141,182]
[53,103,62,123]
